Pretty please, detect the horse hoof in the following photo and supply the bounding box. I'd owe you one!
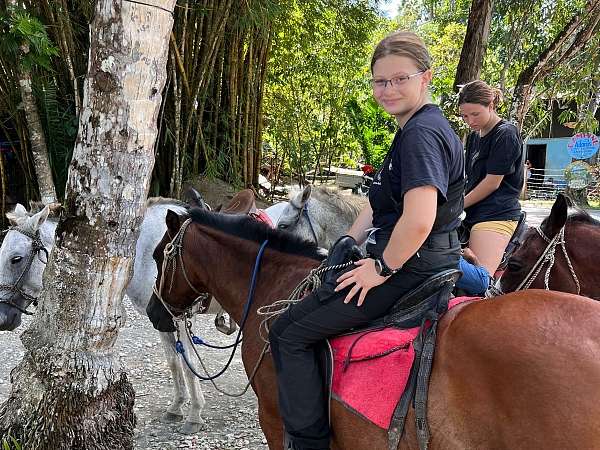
[180,420,206,435]
[160,411,184,423]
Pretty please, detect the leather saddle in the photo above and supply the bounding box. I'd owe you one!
[321,236,461,332]
[220,189,257,215]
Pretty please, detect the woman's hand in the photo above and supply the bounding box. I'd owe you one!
[335,258,388,306]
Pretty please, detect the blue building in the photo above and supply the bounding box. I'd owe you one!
[525,137,574,174]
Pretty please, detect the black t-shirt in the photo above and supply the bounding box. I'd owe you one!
[368,104,464,250]
[464,120,523,225]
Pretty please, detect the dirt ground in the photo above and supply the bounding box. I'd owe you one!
[186,178,272,210]
[0,301,269,450]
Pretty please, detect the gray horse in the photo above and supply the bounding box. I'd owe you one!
[277,185,366,248]
[0,195,291,431]
[0,199,207,434]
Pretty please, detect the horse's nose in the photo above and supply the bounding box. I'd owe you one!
[0,304,22,331]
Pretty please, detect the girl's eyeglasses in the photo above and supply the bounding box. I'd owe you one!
[370,71,425,90]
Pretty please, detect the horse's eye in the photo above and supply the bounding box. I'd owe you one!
[10,256,23,265]
[506,260,523,272]
[278,223,289,230]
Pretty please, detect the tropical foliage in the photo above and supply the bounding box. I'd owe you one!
[0,0,598,208]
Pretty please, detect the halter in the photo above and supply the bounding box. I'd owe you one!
[152,218,212,320]
[289,200,318,245]
[152,217,271,391]
[0,226,49,315]
[488,224,580,297]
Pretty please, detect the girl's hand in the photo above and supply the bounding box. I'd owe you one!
[335,258,388,306]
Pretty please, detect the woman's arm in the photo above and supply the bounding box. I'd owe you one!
[335,185,438,306]
[464,174,503,208]
[382,185,437,270]
[347,203,373,245]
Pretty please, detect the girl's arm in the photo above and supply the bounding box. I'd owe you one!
[464,174,503,208]
[347,203,374,245]
[382,185,437,270]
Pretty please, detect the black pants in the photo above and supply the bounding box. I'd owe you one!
[269,232,460,449]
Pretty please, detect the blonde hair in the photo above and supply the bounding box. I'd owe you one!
[458,80,502,109]
[371,31,431,72]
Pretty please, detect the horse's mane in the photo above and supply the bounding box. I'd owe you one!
[566,208,600,226]
[291,186,366,217]
[188,208,325,261]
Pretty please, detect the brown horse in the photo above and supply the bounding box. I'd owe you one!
[497,194,600,299]
[151,207,600,450]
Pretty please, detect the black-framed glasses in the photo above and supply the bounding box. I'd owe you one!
[370,71,425,90]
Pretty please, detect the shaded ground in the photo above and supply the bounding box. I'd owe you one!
[0,302,269,450]
[186,178,272,210]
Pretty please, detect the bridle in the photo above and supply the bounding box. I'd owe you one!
[285,200,318,245]
[152,218,212,320]
[0,226,49,315]
[488,224,581,297]
[152,214,271,392]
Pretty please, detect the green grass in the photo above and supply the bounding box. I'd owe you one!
[588,199,600,209]
[1,435,21,450]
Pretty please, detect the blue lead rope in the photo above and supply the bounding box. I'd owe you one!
[176,239,269,381]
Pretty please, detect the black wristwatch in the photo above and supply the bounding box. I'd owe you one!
[374,257,400,277]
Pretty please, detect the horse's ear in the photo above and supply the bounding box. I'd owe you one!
[185,187,208,210]
[300,184,312,205]
[543,193,569,237]
[166,209,181,233]
[28,205,50,231]
[6,203,28,225]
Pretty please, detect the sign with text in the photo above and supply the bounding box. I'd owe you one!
[567,132,599,160]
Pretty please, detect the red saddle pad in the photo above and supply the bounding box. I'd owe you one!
[329,296,480,429]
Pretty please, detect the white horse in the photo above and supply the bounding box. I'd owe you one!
[0,195,289,433]
[276,185,366,248]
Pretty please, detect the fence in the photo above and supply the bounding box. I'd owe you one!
[524,167,600,201]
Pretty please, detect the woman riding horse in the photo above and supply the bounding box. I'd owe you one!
[455,80,524,295]
[268,31,464,450]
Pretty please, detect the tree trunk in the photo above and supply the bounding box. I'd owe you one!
[0,1,174,449]
[453,0,493,90]
[14,43,58,204]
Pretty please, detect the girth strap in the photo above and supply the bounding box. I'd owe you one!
[387,293,449,450]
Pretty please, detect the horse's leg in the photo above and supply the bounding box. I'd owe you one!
[158,331,188,422]
[258,403,283,450]
[179,329,206,434]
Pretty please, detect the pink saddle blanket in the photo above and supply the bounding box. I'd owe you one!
[329,296,480,429]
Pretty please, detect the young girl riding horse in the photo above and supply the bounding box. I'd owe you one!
[268,31,464,450]
[455,81,524,295]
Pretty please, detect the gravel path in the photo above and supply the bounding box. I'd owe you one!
[0,302,269,450]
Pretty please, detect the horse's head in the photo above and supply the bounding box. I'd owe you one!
[0,203,55,331]
[498,193,578,294]
[146,209,212,330]
[277,185,320,245]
